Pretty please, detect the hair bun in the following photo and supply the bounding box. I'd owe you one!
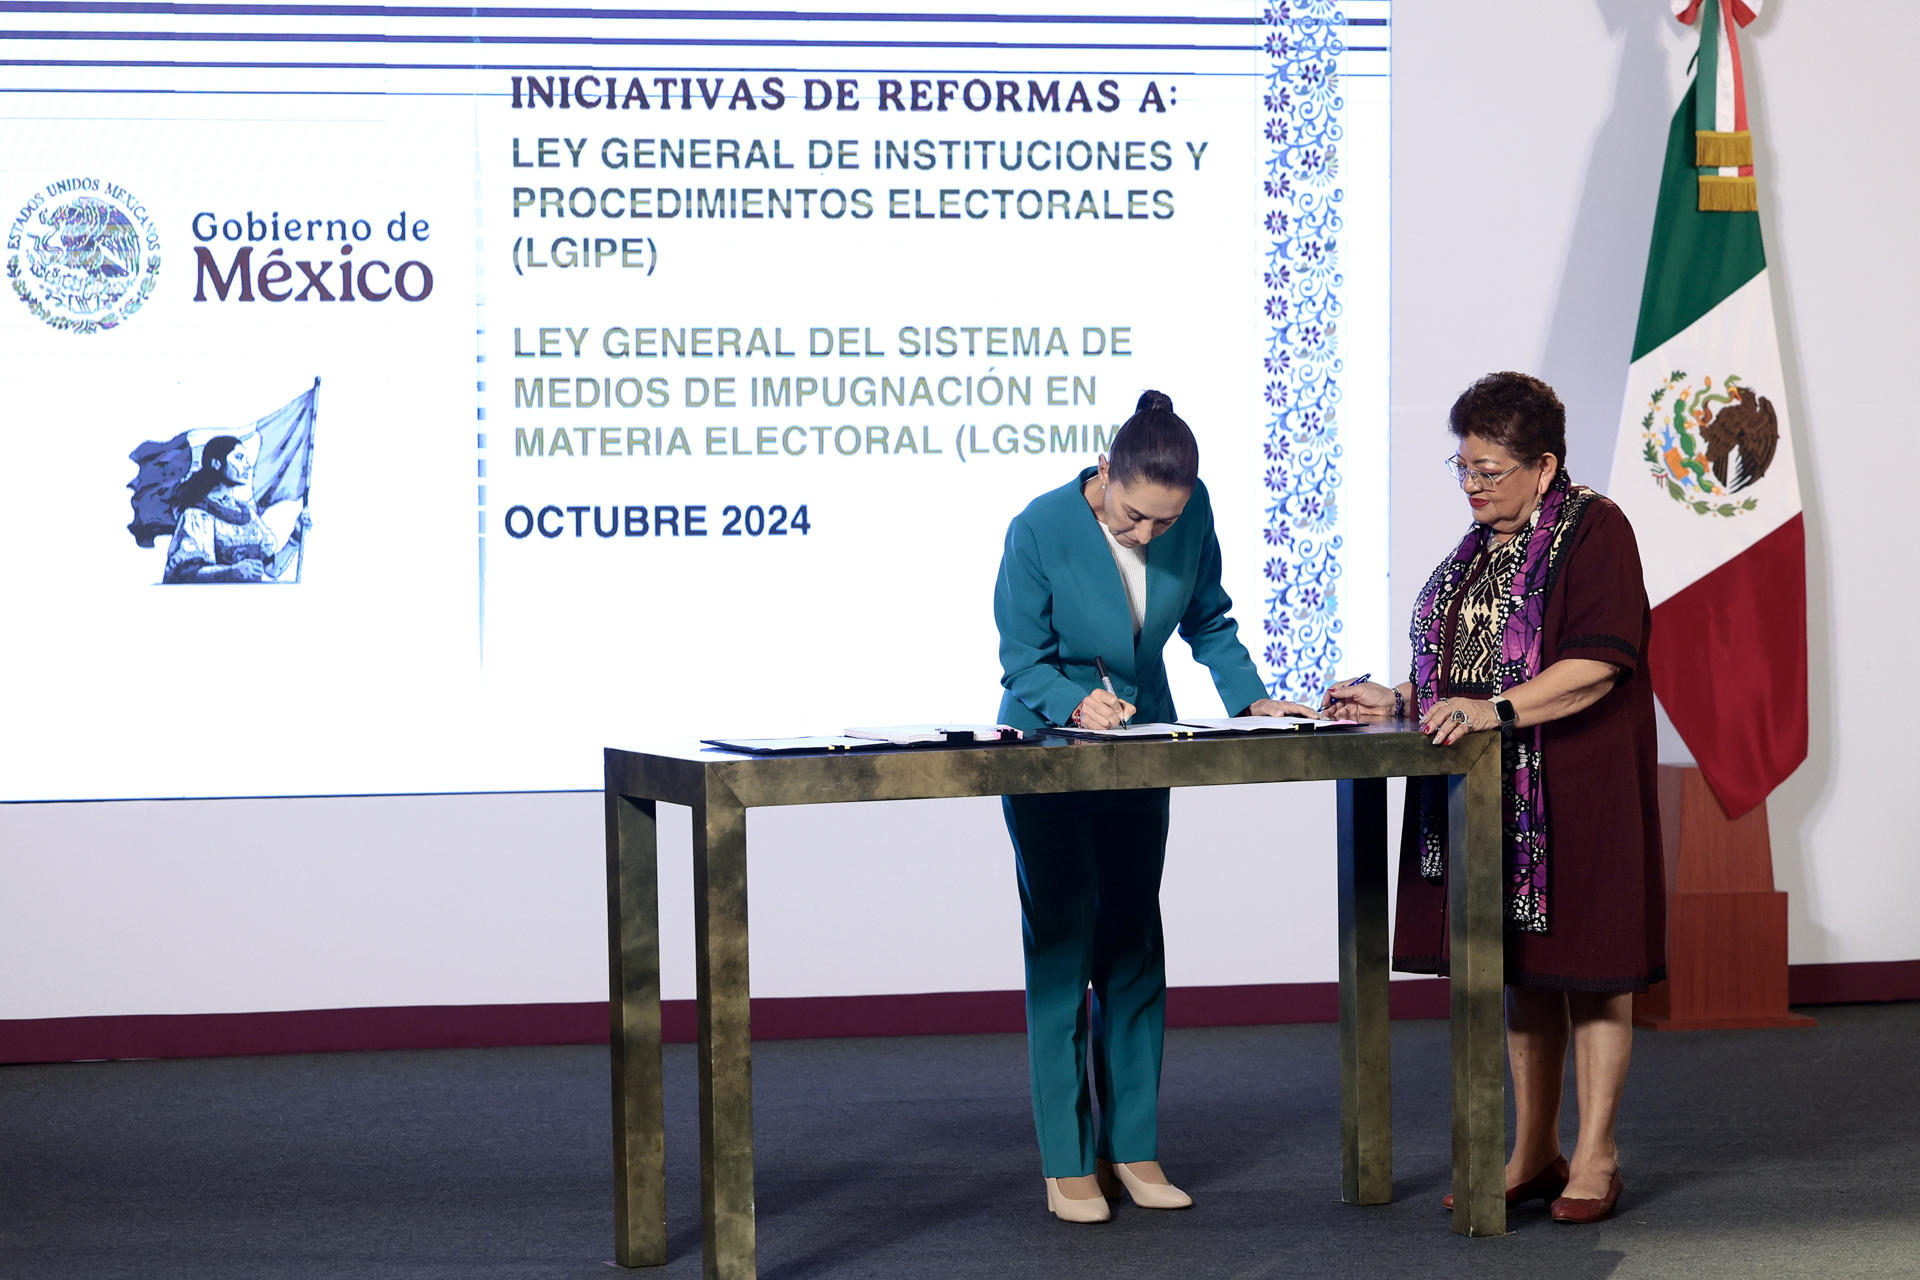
[1136,389,1173,415]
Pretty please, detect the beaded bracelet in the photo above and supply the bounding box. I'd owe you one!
[1392,688,1406,721]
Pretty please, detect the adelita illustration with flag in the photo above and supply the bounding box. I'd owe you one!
[126,379,319,585]
[1607,0,1805,818]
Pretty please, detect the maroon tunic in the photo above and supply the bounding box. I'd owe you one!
[1393,497,1667,992]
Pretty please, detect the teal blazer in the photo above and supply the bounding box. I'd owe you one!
[994,467,1269,730]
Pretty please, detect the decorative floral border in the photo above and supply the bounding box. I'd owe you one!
[1260,1,1347,700]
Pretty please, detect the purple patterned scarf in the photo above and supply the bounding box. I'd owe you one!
[1408,470,1593,933]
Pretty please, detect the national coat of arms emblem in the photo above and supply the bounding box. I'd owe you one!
[7,178,161,334]
[1637,371,1779,518]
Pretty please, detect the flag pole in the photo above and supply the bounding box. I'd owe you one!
[293,376,319,584]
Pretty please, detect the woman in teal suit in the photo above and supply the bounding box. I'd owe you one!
[994,390,1314,1223]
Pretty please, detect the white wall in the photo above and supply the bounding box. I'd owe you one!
[0,785,1337,1017]
[4,0,1914,1024]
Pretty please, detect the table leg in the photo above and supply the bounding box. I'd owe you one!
[693,784,756,1280]
[1336,777,1392,1205]
[1447,741,1508,1236]
[606,790,667,1267]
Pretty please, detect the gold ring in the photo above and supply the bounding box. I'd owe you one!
[1450,708,1468,726]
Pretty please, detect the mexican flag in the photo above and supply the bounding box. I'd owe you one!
[1607,0,1805,819]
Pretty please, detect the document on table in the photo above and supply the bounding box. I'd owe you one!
[701,736,885,754]
[1047,716,1359,740]
[1178,716,1360,732]
[842,724,1026,745]
[1043,722,1210,740]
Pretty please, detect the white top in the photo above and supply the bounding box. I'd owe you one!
[1097,517,1148,635]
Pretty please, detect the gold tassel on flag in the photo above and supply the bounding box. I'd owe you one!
[1695,130,1753,167]
[1698,175,1759,212]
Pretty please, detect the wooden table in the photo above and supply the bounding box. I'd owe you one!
[602,724,1507,1277]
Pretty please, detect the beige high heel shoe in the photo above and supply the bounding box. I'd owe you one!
[1100,1159,1194,1210]
[1045,1176,1113,1224]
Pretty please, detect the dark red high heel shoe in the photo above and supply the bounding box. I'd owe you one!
[1442,1154,1569,1210]
[1550,1171,1623,1224]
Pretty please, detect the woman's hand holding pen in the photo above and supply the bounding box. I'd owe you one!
[1322,678,1398,721]
[1071,690,1137,730]
[1080,656,1138,729]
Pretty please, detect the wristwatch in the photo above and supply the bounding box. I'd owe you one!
[1490,693,1516,726]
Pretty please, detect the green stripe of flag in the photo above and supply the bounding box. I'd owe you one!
[1629,88,1767,363]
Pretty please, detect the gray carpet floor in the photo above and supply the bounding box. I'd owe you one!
[4,1004,1917,1279]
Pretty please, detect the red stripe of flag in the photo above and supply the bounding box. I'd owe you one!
[1648,514,1807,817]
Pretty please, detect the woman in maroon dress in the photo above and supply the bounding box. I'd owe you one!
[1327,372,1664,1225]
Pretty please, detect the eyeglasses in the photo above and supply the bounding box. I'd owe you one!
[1443,457,1527,489]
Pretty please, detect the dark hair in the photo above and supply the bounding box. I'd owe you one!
[1109,389,1199,490]
[170,435,244,512]
[1448,372,1566,468]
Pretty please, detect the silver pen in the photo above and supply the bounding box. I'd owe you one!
[1093,656,1129,727]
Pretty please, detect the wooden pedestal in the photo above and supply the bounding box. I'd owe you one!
[1635,765,1814,1031]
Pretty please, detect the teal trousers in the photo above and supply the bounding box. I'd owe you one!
[1003,788,1172,1178]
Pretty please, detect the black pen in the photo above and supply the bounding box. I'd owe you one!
[1094,656,1130,727]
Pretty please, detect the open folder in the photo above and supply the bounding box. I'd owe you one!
[1044,715,1358,740]
[842,724,1029,745]
[700,736,885,755]
[1178,716,1358,732]
[702,725,1033,755]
